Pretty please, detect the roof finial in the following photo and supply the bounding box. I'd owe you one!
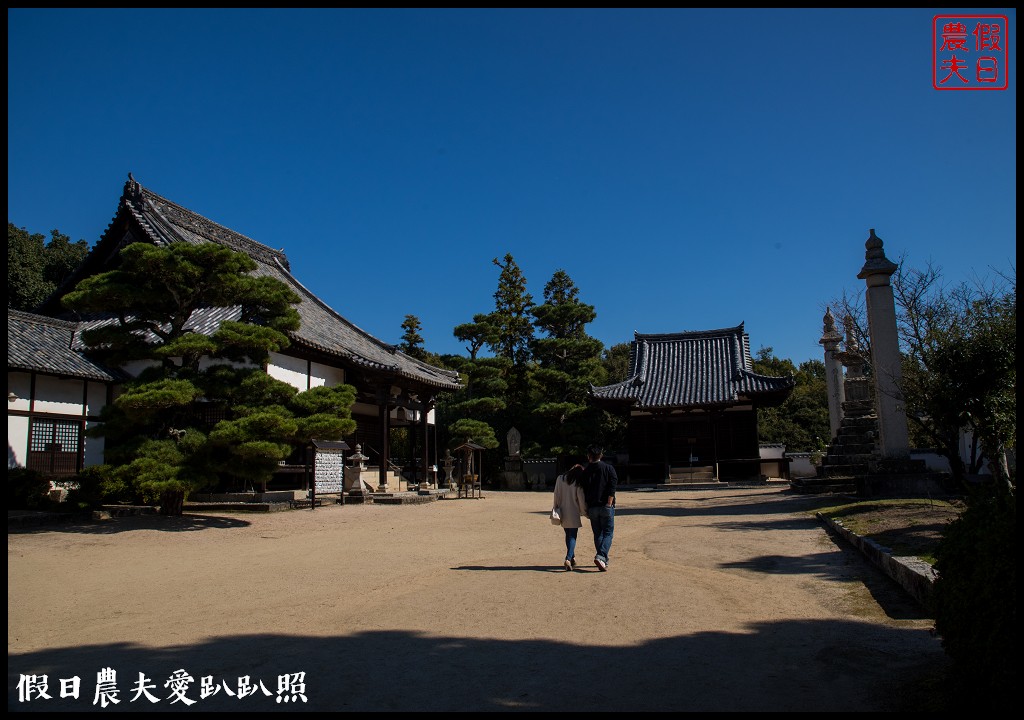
[124,173,142,201]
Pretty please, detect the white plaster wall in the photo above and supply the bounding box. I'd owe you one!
[8,372,32,411]
[199,357,254,372]
[310,361,345,388]
[788,454,818,478]
[32,375,86,416]
[8,414,29,468]
[267,352,311,391]
[909,451,951,473]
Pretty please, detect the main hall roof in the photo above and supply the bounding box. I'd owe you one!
[589,324,794,410]
[48,175,462,392]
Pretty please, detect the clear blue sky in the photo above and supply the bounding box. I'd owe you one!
[8,8,1016,366]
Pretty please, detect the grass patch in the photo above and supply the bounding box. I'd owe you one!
[813,497,965,564]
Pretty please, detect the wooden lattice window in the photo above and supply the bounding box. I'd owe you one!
[27,418,82,477]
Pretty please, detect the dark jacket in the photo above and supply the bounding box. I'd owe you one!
[582,459,618,509]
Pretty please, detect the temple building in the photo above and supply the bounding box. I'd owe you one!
[588,325,794,482]
[10,175,462,488]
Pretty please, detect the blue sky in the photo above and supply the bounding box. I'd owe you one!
[8,8,1016,366]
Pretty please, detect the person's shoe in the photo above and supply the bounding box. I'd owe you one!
[595,557,607,571]
[564,559,572,572]
[570,558,577,569]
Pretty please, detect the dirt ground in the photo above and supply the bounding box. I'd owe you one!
[8,487,954,712]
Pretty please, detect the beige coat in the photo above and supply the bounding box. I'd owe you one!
[552,475,588,529]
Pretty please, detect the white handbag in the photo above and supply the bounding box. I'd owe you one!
[550,507,561,525]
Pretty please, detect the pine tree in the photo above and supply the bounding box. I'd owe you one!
[63,242,357,513]
[489,254,535,363]
[400,314,427,360]
[529,269,608,459]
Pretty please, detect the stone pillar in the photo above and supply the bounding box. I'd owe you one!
[856,229,910,458]
[819,307,845,441]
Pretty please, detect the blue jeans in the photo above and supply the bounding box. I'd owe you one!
[587,505,615,564]
[563,527,579,561]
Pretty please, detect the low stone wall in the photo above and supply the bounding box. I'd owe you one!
[817,513,937,611]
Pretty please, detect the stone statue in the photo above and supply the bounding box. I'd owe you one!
[442,449,455,487]
[506,427,521,457]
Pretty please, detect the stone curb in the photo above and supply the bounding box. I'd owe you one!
[816,512,937,611]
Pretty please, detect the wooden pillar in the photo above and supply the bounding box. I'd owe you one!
[377,386,390,491]
[420,399,432,488]
[711,409,720,480]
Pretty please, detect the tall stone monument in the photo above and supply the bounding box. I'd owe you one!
[502,426,525,490]
[856,229,910,459]
[819,307,846,441]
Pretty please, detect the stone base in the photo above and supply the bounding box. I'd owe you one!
[868,458,927,475]
[856,472,956,498]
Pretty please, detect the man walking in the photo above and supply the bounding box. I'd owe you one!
[582,444,617,571]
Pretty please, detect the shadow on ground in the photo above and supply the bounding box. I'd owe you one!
[9,619,954,713]
[7,513,251,535]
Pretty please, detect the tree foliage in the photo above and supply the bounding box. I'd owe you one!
[529,269,608,457]
[894,263,1016,492]
[752,348,829,452]
[932,492,1016,711]
[601,342,632,385]
[488,254,535,363]
[8,223,89,311]
[400,314,427,360]
[63,242,357,512]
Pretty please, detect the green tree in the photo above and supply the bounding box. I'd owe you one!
[8,223,89,311]
[453,313,498,361]
[442,312,507,477]
[400,314,427,360]
[488,253,536,438]
[488,254,535,363]
[63,242,356,513]
[892,262,1016,492]
[529,269,607,458]
[752,348,829,452]
[601,342,632,384]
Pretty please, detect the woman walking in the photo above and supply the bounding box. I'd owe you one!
[552,464,588,571]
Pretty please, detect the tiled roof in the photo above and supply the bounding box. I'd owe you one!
[7,310,123,382]
[61,175,462,392]
[589,324,794,410]
[68,306,243,351]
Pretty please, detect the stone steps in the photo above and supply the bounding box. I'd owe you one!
[789,476,858,494]
[668,466,715,483]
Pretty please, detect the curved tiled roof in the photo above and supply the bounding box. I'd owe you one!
[8,310,123,382]
[67,175,462,392]
[589,324,794,410]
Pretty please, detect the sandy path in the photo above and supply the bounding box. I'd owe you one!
[8,487,947,711]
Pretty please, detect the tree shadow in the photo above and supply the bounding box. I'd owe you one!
[7,513,251,535]
[8,621,954,712]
